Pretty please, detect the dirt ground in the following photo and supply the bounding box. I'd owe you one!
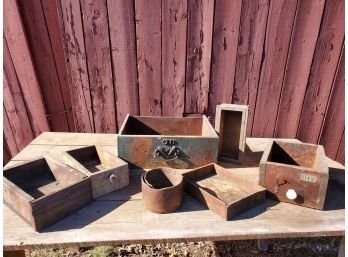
[27,237,340,257]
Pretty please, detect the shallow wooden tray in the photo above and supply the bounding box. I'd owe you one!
[63,145,129,199]
[183,163,266,220]
[117,115,219,169]
[3,156,92,231]
[259,140,329,209]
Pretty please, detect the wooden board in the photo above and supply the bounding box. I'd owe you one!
[3,0,50,135]
[252,0,297,137]
[135,0,162,116]
[107,0,139,128]
[232,0,269,136]
[274,0,325,138]
[297,0,345,144]
[3,110,19,157]
[184,0,214,114]
[3,133,344,250]
[208,0,242,115]
[161,0,187,117]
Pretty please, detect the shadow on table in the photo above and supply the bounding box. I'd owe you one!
[324,180,345,211]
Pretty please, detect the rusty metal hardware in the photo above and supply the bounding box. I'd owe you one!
[141,167,183,214]
[152,139,181,161]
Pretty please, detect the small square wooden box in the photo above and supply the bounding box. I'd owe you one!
[259,140,329,209]
[183,163,266,220]
[215,104,249,163]
[63,145,129,199]
[117,115,219,169]
[3,156,92,231]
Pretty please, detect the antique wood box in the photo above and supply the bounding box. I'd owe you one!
[117,115,219,169]
[3,156,92,231]
[142,168,183,214]
[215,104,249,163]
[259,140,329,209]
[63,145,129,199]
[183,163,266,220]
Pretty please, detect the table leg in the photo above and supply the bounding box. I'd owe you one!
[257,239,269,252]
[339,236,345,257]
[3,250,26,257]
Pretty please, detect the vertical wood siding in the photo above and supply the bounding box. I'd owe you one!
[3,0,345,165]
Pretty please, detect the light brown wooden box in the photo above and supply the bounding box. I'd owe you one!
[117,115,219,169]
[215,104,249,163]
[62,145,129,199]
[3,156,93,231]
[183,163,266,220]
[259,140,329,209]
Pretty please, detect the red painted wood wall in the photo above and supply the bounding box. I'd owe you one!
[3,0,345,165]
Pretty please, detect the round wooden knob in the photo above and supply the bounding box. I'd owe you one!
[286,189,297,200]
[109,174,116,182]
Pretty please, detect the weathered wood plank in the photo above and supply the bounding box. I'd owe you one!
[107,0,139,128]
[297,0,344,143]
[319,46,344,160]
[3,109,19,156]
[232,0,270,136]
[3,39,34,150]
[184,0,214,114]
[252,0,298,137]
[208,0,242,115]
[274,0,325,139]
[58,0,94,132]
[4,139,12,165]
[336,131,345,165]
[41,0,75,131]
[3,0,50,135]
[80,0,117,133]
[18,0,70,132]
[161,0,187,117]
[135,0,162,116]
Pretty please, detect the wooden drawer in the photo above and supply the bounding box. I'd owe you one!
[117,115,219,169]
[3,156,92,231]
[183,163,266,220]
[62,145,129,199]
[259,140,329,209]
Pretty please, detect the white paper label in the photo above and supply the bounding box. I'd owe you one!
[300,173,318,183]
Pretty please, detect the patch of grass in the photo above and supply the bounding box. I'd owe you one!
[83,246,115,257]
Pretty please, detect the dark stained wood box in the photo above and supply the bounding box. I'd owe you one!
[63,145,129,199]
[3,156,93,231]
[259,140,329,209]
[117,115,219,169]
[183,163,266,220]
[215,104,249,163]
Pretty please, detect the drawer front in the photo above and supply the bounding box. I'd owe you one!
[117,136,218,169]
[264,164,326,209]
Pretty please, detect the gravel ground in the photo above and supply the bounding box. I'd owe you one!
[27,237,340,257]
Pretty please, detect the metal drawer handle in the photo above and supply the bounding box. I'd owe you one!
[109,174,116,182]
[153,139,180,161]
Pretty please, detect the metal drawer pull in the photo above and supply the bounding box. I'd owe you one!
[153,139,180,161]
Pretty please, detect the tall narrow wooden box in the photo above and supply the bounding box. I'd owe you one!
[63,145,129,199]
[183,163,266,220]
[117,115,219,169]
[215,104,249,163]
[3,157,92,231]
[259,140,329,209]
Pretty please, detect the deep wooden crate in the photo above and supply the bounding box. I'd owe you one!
[215,104,249,163]
[3,156,92,231]
[183,163,266,220]
[259,140,329,209]
[117,115,219,169]
[63,145,129,199]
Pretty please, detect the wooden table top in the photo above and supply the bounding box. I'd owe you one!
[3,132,345,250]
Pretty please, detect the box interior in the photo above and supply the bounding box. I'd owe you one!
[4,158,76,199]
[144,169,174,189]
[67,146,118,173]
[120,116,215,136]
[268,141,317,168]
[220,110,242,160]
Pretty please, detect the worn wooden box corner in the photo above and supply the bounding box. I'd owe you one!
[259,140,329,209]
[117,115,219,169]
[63,145,129,199]
[183,163,266,220]
[3,156,93,231]
[215,104,249,163]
